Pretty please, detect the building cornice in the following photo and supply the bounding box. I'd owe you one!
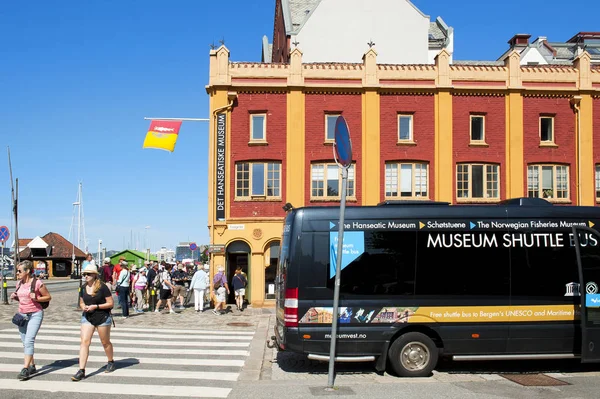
[207,46,600,95]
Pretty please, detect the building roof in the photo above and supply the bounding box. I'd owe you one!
[285,0,322,34]
[18,239,32,247]
[497,32,600,64]
[109,249,158,262]
[18,232,86,260]
[283,0,448,45]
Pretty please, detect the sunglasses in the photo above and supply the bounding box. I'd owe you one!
[16,270,24,274]
[82,273,95,277]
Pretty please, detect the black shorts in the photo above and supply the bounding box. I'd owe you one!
[159,288,172,300]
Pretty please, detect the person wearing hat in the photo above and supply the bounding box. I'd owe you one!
[115,261,131,318]
[72,263,115,381]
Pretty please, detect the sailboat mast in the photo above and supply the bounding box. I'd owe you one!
[77,183,82,251]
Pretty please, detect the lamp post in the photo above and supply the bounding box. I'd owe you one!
[97,239,102,265]
[144,226,151,254]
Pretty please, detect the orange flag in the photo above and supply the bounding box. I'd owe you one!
[143,120,182,152]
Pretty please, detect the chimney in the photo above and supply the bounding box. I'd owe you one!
[508,34,531,48]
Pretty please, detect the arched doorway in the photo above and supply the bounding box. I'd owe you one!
[265,241,280,300]
[226,240,251,304]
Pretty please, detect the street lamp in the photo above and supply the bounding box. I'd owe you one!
[144,226,151,256]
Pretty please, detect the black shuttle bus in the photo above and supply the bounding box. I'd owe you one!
[272,198,600,377]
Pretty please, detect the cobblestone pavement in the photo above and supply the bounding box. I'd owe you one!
[0,280,269,330]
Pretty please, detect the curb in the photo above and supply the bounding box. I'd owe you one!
[238,314,271,381]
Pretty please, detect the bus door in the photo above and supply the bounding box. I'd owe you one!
[572,226,600,362]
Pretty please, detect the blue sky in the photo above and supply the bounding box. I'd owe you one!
[1,0,598,253]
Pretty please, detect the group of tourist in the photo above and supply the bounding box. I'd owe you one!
[10,257,247,382]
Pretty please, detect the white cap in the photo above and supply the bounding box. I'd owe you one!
[104,257,110,263]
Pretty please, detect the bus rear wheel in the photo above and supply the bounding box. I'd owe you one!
[388,332,438,377]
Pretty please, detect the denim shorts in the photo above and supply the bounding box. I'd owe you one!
[80,314,112,327]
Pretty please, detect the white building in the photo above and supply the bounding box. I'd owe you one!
[155,247,175,263]
[263,0,453,64]
[497,32,600,65]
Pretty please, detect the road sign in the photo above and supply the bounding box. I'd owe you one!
[328,115,353,388]
[189,242,197,251]
[0,226,9,243]
[334,116,352,167]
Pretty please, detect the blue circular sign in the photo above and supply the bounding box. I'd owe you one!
[189,242,197,251]
[0,226,9,243]
[334,116,352,167]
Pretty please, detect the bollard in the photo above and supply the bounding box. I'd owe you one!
[2,280,7,305]
[75,282,82,309]
[150,288,156,311]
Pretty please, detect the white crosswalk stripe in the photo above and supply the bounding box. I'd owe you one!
[0,324,256,398]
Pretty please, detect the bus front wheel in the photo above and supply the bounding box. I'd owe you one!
[388,332,438,377]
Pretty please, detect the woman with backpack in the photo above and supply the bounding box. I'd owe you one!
[154,264,175,314]
[10,260,52,381]
[72,263,115,381]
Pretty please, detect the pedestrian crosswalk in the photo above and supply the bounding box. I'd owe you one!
[0,324,256,398]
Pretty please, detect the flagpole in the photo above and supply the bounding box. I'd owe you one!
[144,117,209,121]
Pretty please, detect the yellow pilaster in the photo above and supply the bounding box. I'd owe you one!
[208,90,229,226]
[250,252,264,307]
[506,92,524,198]
[434,50,453,202]
[434,90,453,202]
[286,90,305,207]
[286,48,305,208]
[573,52,594,206]
[579,94,594,205]
[505,51,524,199]
[361,90,381,205]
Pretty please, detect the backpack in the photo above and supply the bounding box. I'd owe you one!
[23,277,50,309]
[152,271,163,288]
[98,266,106,282]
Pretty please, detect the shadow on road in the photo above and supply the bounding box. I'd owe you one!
[29,357,141,379]
[274,351,600,377]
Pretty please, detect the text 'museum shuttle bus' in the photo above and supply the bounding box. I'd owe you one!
[272,198,600,377]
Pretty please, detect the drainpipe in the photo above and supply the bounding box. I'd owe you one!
[570,96,582,205]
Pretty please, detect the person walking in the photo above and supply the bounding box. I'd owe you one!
[171,264,187,309]
[155,264,175,314]
[232,267,247,312]
[115,261,130,318]
[10,260,52,381]
[189,265,209,312]
[212,265,229,315]
[100,258,113,291]
[133,267,147,313]
[72,263,115,381]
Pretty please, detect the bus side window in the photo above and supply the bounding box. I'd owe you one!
[510,230,578,301]
[414,230,509,297]
[324,231,417,297]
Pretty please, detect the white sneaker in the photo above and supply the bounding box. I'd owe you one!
[154,309,160,313]
[169,309,175,314]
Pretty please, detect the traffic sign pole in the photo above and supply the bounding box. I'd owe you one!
[327,116,353,389]
[1,242,7,305]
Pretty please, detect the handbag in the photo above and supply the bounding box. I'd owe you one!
[12,313,28,327]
